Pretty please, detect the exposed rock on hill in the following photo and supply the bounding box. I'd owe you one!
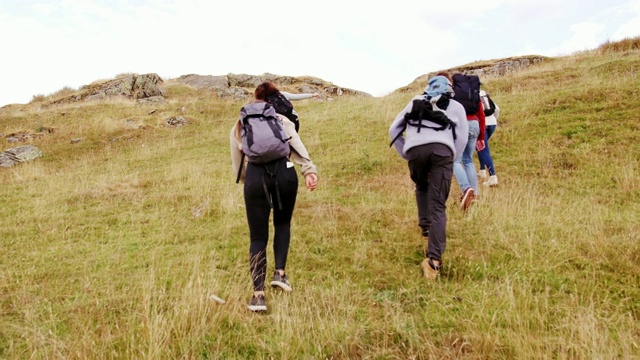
[169,73,371,100]
[51,73,165,105]
[0,55,544,109]
[5,131,38,143]
[398,55,547,93]
[447,55,546,78]
[24,72,370,107]
[164,116,188,128]
[0,145,42,168]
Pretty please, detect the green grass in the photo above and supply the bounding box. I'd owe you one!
[1,40,639,359]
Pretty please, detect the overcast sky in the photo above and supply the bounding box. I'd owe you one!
[1,0,639,107]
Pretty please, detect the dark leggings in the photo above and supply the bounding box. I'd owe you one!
[477,125,497,175]
[244,158,298,291]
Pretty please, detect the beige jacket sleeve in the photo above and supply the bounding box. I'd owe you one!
[230,116,317,183]
[230,120,246,182]
[279,114,317,176]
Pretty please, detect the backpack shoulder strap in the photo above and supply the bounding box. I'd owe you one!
[236,152,246,183]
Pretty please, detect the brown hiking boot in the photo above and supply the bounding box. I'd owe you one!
[421,258,441,280]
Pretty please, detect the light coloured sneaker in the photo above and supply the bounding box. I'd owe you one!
[247,294,267,312]
[478,169,488,179]
[270,272,293,292]
[421,258,441,280]
[483,175,498,187]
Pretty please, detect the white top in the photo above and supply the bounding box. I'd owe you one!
[480,90,500,126]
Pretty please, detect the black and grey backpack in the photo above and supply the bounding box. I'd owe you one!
[389,95,457,147]
[236,102,291,182]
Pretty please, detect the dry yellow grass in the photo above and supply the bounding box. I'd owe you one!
[1,39,639,359]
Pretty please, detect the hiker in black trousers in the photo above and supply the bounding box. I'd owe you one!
[230,82,318,312]
[388,75,468,279]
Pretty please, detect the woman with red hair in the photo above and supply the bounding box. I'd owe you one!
[230,82,319,312]
[259,81,320,132]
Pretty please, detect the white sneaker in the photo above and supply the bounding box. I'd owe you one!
[483,175,498,187]
[478,169,488,179]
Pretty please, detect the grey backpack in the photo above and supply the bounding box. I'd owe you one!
[236,102,291,182]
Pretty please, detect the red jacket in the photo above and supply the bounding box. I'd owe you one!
[466,100,486,142]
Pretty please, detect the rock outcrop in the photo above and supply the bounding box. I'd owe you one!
[2,55,545,108]
[447,56,546,78]
[0,145,43,168]
[170,73,371,100]
[398,55,547,93]
[51,73,165,105]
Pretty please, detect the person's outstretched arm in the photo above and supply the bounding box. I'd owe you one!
[281,91,320,101]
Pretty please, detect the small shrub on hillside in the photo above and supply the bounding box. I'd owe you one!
[51,86,77,98]
[30,94,46,103]
[114,72,136,78]
[597,36,640,53]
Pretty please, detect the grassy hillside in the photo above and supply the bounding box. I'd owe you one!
[1,39,639,359]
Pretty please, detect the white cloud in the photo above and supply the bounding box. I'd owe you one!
[1,0,639,106]
[546,22,607,56]
[613,0,640,39]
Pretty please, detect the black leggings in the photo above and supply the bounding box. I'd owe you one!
[244,158,298,291]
